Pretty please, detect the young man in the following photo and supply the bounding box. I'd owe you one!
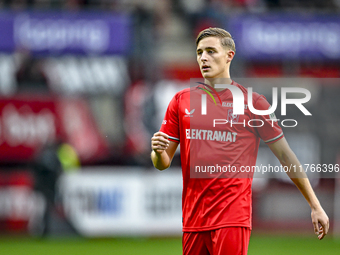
[151,27,329,255]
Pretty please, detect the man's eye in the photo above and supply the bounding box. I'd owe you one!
[208,50,214,54]
[197,52,202,55]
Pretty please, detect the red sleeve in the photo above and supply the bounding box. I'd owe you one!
[159,94,180,143]
[252,95,284,144]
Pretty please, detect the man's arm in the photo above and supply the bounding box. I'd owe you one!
[267,137,329,240]
[151,131,179,170]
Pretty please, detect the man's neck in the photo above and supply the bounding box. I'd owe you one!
[204,78,233,92]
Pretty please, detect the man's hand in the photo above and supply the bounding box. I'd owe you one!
[151,132,178,170]
[151,132,170,154]
[311,206,329,240]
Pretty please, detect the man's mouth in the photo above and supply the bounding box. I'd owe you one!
[202,65,210,71]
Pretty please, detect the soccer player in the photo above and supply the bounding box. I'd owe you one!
[151,27,329,255]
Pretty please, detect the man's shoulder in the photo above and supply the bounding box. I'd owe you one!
[173,86,200,99]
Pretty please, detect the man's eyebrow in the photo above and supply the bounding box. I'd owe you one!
[205,47,217,50]
[196,47,218,52]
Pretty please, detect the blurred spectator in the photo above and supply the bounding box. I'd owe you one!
[15,50,49,93]
[127,0,172,82]
[31,142,80,236]
[32,142,63,236]
[57,143,81,173]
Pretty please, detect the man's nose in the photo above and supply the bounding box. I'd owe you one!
[201,52,208,62]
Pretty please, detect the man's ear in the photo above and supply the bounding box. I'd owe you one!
[226,50,235,63]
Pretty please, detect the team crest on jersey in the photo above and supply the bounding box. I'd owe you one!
[227,109,239,123]
[185,108,195,117]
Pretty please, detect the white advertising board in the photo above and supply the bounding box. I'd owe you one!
[58,167,182,236]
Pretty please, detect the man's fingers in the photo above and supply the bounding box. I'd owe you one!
[326,219,330,234]
[151,133,170,152]
[318,226,325,240]
[151,134,168,140]
[311,208,329,240]
[151,132,170,151]
[151,137,170,145]
[152,140,170,148]
[152,139,169,145]
[313,221,319,235]
[321,219,329,235]
[152,144,169,152]
[318,233,324,240]
[153,132,169,140]
[152,134,170,143]
[317,222,330,240]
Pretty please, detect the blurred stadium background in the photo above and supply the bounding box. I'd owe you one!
[0,0,340,254]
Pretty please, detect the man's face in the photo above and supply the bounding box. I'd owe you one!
[196,37,233,79]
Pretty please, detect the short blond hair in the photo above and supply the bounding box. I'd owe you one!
[196,27,236,52]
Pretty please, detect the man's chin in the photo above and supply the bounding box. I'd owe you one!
[202,72,215,79]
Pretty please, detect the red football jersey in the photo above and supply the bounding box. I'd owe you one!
[159,81,283,232]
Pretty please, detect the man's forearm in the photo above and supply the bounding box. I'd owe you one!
[279,149,321,209]
[289,176,321,210]
[151,150,171,170]
[268,133,329,239]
